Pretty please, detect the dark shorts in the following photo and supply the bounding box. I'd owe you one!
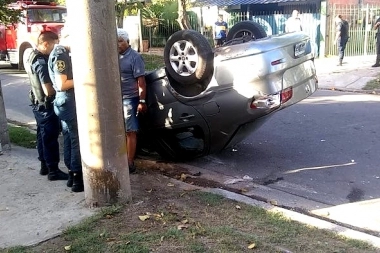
[122,96,139,132]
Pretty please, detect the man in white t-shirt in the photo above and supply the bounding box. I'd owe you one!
[285,10,302,33]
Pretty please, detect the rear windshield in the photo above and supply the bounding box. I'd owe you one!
[27,8,67,23]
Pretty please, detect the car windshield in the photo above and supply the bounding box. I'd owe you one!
[27,8,66,23]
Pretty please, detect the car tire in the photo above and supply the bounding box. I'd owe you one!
[226,21,267,42]
[164,30,214,86]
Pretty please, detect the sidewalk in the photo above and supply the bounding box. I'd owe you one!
[0,146,94,248]
[1,55,380,249]
[315,55,380,91]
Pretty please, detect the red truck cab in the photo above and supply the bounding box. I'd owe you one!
[0,1,66,70]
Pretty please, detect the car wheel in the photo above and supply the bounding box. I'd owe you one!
[164,30,214,86]
[226,21,267,42]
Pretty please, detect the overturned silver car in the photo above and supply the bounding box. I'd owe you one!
[139,21,318,160]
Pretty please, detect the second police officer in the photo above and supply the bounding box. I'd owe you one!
[48,28,84,192]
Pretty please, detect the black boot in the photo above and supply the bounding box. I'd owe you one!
[48,166,69,181]
[71,172,84,192]
[40,161,49,176]
[67,171,74,187]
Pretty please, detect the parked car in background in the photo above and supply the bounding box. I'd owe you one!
[139,21,318,160]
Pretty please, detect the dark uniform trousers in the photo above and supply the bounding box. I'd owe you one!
[53,89,82,173]
[32,104,60,169]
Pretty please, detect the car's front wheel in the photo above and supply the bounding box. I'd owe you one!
[164,30,214,87]
[226,21,267,42]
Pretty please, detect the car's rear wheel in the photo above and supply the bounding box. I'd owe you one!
[164,30,214,87]
[226,21,267,42]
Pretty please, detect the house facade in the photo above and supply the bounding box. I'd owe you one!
[191,0,323,55]
[141,0,380,57]
[191,0,380,56]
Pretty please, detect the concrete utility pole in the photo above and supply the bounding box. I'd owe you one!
[0,81,11,152]
[66,0,132,206]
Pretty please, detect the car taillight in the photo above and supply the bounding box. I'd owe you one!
[271,59,283,66]
[280,87,293,104]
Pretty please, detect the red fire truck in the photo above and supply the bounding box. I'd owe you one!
[0,1,66,70]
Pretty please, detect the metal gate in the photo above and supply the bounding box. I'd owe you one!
[326,3,380,57]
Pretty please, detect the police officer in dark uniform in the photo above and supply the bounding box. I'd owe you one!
[24,31,68,181]
[372,17,380,67]
[48,29,84,192]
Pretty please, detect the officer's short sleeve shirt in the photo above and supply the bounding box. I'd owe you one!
[32,53,51,85]
[48,45,73,91]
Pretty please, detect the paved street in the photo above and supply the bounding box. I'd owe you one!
[0,63,33,127]
[188,89,380,234]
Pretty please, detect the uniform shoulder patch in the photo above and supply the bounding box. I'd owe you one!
[56,60,66,73]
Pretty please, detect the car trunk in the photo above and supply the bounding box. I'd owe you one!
[213,32,316,97]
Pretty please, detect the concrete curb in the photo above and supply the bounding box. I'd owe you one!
[207,188,380,249]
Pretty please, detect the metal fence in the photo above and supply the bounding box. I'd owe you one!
[326,4,380,57]
[230,12,321,56]
[142,10,321,54]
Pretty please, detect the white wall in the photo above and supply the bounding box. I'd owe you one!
[123,15,140,51]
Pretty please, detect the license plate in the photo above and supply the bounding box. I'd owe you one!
[294,42,306,58]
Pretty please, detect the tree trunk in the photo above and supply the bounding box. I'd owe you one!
[0,80,11,152]
[177,0,192,30]
[66,0,132,207]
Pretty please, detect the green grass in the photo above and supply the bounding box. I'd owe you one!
[363,75,380,90]
[141,54,164,71]
[8,125,36,149]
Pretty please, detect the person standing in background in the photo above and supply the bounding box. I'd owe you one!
[372,16,380,67]
[285,10,302,33]
[334,14,349,66]
[214,15,228,47]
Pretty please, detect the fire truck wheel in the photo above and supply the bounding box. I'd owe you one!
[19,46,32,70]
[22,48,33,71]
